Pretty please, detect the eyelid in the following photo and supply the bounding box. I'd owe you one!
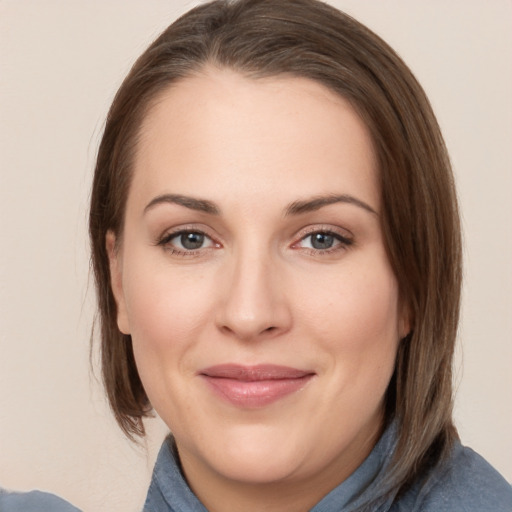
[293,224,353,243]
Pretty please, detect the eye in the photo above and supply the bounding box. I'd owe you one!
[295,229,353,253]
[175,231,208,250]
[158,229,217,253]
[304,232,337,250]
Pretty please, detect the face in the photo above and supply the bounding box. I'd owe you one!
[109,69,408,506]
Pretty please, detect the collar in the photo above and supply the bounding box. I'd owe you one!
[143,422,397,512]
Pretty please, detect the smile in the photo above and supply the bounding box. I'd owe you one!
[199,364,316,408]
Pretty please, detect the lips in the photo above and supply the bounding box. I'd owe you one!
[199,364,315,408]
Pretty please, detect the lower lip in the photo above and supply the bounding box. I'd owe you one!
[201,375,314,408]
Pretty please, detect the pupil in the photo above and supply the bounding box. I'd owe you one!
[312,233,334,250]
[181,232,204,250]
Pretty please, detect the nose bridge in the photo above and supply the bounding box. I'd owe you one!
[216,241,290,340]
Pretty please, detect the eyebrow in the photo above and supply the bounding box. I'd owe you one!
[143,193,377,217]
[285,194,378,216]
[144,194,220,215]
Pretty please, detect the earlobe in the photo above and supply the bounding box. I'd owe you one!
[398,300,412,341]
[106,231,131,335]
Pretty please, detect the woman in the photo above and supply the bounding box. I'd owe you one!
[89,0,512,510]
[2,0,510,510]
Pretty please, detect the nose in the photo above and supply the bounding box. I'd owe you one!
[215,249,292,341]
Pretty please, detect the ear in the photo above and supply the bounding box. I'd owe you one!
[106,231,131,335]
[398,300,412,341]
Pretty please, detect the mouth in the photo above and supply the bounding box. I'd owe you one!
[199,364,316,408]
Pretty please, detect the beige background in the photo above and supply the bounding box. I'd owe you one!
[1,1,511,511]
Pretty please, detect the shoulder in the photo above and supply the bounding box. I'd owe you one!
[0,488,81,512]
[392,442,512,512]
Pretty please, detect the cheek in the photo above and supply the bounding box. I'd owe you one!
[122,256,218,418]
[295,257,401,382]
[121,254,214,363]
[301,267,400,342]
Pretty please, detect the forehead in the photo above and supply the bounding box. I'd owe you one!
[130,68,379,212]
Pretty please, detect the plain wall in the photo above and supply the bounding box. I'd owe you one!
[0,1,511,511]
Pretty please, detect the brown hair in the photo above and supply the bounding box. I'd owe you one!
[89,0,462,503]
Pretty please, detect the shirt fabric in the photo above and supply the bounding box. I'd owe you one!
[0,488,81,512]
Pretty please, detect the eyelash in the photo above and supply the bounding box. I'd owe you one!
[156,226,353,257]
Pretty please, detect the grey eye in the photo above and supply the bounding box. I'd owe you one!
[158,229,216,253]
[179,232,205,250]
[310,233,335,250]
[295,230,352,252]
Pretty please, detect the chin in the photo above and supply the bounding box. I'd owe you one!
[182,421,311,484]
[211,445,308,484]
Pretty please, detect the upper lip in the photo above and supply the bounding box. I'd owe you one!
[199,364,315,381]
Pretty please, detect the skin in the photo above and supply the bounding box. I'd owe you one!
[108,68,409,512]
